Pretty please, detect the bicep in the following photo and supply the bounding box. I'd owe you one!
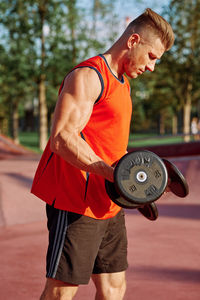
[51,68,101,138]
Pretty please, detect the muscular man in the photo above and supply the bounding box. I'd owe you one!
[31,8,174,300]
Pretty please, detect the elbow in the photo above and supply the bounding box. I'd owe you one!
[50,130,72,156]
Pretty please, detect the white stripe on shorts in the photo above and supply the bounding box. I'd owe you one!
[47,210,68,278]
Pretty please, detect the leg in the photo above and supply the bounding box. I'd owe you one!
[92,210,128,300]
[43,206,112,299]
[92,271,126,300]
[40,278,78,300]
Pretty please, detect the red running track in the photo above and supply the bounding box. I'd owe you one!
[0,154,199,299]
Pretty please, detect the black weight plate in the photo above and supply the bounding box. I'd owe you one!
[114,150,168,205]
[105,180,139,209]
[137,202,158,221]
[162,158,189,198]
[111,196,140,209]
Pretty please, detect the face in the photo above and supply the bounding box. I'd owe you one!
[123,33,165,79]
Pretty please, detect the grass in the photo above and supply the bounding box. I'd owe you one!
[128,133,184,148]
[18,131,186,153]
[19,131,42,153]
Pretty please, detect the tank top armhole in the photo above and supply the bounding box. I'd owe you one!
[59,66,104,104]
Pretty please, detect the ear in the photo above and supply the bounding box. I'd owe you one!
[127,33,140,49]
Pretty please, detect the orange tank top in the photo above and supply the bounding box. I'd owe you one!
[31,55,132,219]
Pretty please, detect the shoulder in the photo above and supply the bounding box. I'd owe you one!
[74,55,103,70]
[65,66,102,86]
[59,66,102,103]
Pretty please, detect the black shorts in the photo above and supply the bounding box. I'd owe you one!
[45,204,128,285]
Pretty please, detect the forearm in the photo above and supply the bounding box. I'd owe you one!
[51,130,114,182]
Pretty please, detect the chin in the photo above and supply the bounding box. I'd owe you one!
[125,70,138,79]
[129,73,138,79]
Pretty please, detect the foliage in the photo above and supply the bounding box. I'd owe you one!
[0,0,37,138]
[130,0,200,135]
[0,0,119,142]
[1,0,200,140]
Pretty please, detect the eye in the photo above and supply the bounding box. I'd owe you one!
[149,53,156,60]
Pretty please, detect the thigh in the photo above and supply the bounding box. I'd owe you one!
[46,205,109,285]
[93,209,128,274]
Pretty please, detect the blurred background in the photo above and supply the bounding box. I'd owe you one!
[0,2,200,299]
[0,0,200,152]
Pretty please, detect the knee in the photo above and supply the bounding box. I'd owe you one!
[40,279,78,300]
[108,276,126,299]
[95,274,126,300]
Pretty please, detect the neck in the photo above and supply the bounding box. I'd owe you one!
[103,45,125,80]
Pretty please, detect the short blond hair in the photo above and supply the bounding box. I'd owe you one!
[126,8,174,51]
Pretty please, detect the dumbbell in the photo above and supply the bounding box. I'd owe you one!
[105,150,189,221]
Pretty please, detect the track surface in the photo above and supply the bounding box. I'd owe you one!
[0,148,199,299]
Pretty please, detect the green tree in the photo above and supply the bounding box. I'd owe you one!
[165,0,200,141]
[0,0,36,143]
[130,1,200,138]
[0,0,123,150]
[35,0,48,150]
[0,44,9,134]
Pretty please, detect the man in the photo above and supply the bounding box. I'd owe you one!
[31,8,174,300]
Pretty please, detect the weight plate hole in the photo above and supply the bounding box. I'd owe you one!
[136,171,147,183]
